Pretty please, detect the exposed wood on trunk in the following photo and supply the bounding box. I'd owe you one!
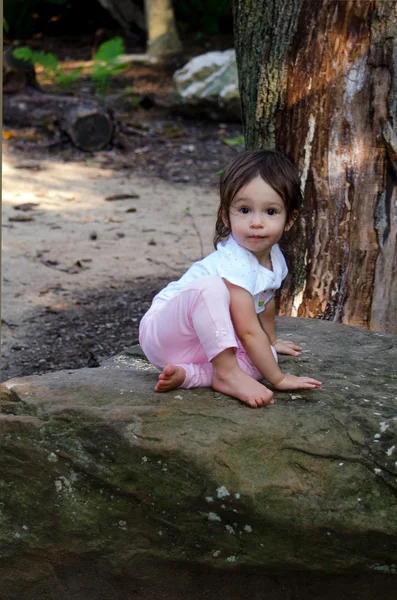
[233,0,397,333]
[3,90,114,152]
[145,0,182,57]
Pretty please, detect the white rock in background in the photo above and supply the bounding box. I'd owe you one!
[173,50,240,119]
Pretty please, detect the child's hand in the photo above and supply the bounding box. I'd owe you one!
[272,339,302,356]
[273,373,322,390]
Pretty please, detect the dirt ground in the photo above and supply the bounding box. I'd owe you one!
[1,51,243,382]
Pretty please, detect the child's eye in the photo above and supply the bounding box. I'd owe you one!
[266,209,278,216]
[239,207,250,214]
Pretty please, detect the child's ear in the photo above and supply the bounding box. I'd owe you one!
[221,208,230,229]
[284,210,298,232]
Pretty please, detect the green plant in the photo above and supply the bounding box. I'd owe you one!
[13,46,82,89]
[91,37,127,96]
[13,37,127,95]
[221,134,245,147]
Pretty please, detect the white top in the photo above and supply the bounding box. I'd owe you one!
[153,235,288,314]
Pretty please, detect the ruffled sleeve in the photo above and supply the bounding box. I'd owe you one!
[215,237,261,294]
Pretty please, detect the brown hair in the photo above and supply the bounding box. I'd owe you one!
[214,150,302,248]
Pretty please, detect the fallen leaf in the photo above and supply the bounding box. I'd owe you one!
[105,216,124,223]
[105,193,140,201]
[14,161,43,171]
[9,215,34,222]
[1,318,19,327]
[3,130,18,140]
[161,125,183,139]
[41,259,90,274]
[134,146,150,154]
[125,208,137,213]
[42,260,60,266]
[14,202,40,211]
[65,260,90,273]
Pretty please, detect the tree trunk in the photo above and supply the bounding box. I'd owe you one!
[234,0,397,333]
[145,0,182,57]
[3,90,114,152]
[96,0,182,57]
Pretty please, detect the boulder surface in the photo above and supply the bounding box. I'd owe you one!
[1,317,397,599]
[173,50,240,119]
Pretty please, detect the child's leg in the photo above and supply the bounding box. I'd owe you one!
[139,275,238,373]
[172,340,276,389]
[140,276,275,406]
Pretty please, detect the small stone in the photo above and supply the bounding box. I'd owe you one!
[216,486,230,499]
[208,512,221,522]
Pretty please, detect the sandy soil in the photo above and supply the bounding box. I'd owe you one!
[1,147,218,380]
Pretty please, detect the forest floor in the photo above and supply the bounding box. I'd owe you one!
[2,34,243,382]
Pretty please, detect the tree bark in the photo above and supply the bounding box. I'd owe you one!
[234,0,397,333]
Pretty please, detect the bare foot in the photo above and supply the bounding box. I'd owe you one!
[212,364,274,408]
[155,364,186,392]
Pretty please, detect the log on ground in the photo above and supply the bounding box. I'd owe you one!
[3,91,114,152]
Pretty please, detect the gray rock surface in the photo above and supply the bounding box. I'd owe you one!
[173,50,241,119]
[1,317,397,599]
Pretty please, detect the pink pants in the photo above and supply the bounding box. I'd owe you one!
[139,275,277,389]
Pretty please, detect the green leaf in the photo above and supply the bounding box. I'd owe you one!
[31,50,58,72]
[14,47,58,72]
[221,135,245,147]
[3,17,9,32]
[55,68,82,88]
[13,46,34,61]
[93,37,125,63]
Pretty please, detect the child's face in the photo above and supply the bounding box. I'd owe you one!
[223,175,295,264]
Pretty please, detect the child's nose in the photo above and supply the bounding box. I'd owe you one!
[250,214,264,227]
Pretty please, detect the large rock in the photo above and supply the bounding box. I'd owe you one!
[173,50,241,119]
[1,317,397,599]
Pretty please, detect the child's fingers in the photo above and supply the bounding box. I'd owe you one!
[299,377,322,387]
[277,340,302,350]
[286,348,300,356]
[278,346,300,357]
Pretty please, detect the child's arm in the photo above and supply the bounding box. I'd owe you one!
[224,281,321,390]
[258,298,302,357]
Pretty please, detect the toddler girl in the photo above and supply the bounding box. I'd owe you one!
[139,150,321,407]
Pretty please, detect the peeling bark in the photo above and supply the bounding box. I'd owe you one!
[233,0,397,333]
